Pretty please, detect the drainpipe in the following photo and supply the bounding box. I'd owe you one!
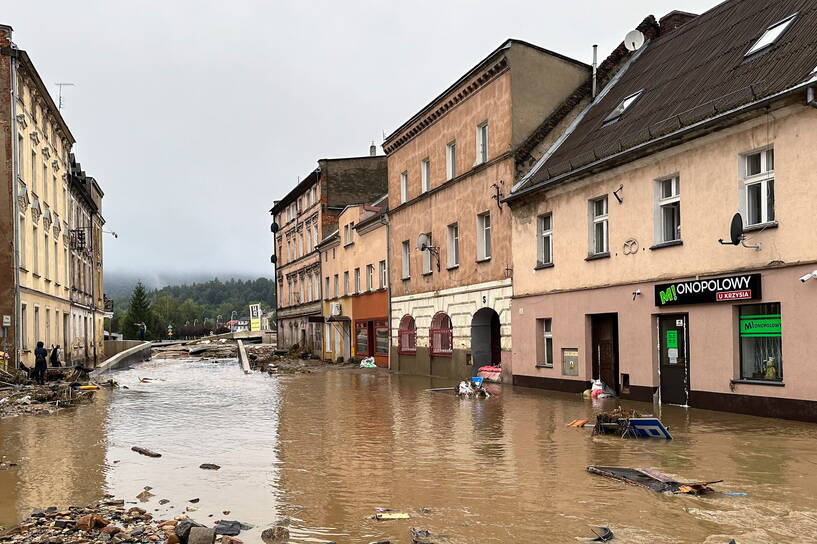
[385,213,392,371]
[9,42,21,370]
[808,86,817,109]
[592,44,598,98]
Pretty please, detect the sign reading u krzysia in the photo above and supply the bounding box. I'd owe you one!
[654,273,762,306]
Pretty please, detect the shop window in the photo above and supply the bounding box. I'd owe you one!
[356,321,369,356]
[430,312,453,356]
[739,302,782,381]
[398,315,416,354]
[536,318,553,367]
[375,321,389,355]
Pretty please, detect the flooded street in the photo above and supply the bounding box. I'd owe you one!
[3,359,817,543]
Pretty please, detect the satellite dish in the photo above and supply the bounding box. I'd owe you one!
[270,254,277,264]
[416,233,430,251]
[270,222,279,233]
[729,213,744,245]
[624,30,645,52]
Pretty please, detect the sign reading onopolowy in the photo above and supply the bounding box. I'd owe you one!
[654,273,762,306]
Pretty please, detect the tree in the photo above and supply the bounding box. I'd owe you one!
[124,281,155,340]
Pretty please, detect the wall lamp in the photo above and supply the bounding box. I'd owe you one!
[632,289,641,300]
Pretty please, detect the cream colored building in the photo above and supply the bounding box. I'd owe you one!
[0,25,105,370]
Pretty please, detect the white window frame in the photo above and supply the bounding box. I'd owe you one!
[537,213,552,266]
[366,264,373,291]
[476,122,488,165]
[589,196,609,255]
[422,233,432,274]
[476,212,491,261]
[746,14,797,57]
[447,223,459,268]
[400,171,408,204]
[741,147,775,226]
[654,176,681,243]
[537,318,553,367]
[379,260,387,288]
[446,141,456,180]
[354,268,360,293]
[421,158,430,193]
[603,90,643,125]
[344,271,349,295]
[401,240,410,279]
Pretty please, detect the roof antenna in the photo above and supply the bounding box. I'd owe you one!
[55,82,75,110]
[592,45,598,98]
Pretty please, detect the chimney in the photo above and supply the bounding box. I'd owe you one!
[659,11,697,34]
[369,142,377,156]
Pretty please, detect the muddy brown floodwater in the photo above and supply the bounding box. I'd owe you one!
[2,358,817,543]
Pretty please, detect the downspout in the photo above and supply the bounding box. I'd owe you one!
[384,212,392,371]
[10,44,21,370]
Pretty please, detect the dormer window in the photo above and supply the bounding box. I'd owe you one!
[745,14,796,57]
[602,90,643,126]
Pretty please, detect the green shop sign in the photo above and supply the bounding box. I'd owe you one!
[739,314,781,337]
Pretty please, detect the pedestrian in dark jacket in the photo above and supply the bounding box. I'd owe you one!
[33,341,48,385]
[49,345,61,367]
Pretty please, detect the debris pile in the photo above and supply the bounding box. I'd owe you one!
[0,383,96,419]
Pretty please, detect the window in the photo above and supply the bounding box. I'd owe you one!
[537,318,553,367]
[476,122,488,164]
[375,321,389,356]
[743,148,774,226]
[31,152,37,194]
[32,225,39,274]
[42,165,48,200]
[398,315,416,354]
[44,232,49,279]
[477,212,491,261]
[746,15,796,57]
[344,224,352,245]
[54,239,58,283]
[333,274,339,297]
[325,276,330,298]
[400,171,408,204]
[356,321,369,356]
[422,233,432,274]
[401,240,410,279]
[21,304,27,350]
[34,306,40,344]
[379,260,387,289]
[344,271,349,295]
[429,312,453,356]
[354,268,360,293]
[739,303,782,381]
[17,134,24,177]
[656,177,681,242]
[52,176,57,207]
[447,223,459,268]
[603,90,643,125]
[590,196,608,255]
[19,216,25,268]
[366,264,374,291]
[537,214,553,266]
[421,158,430,193]
[446,141,456,180]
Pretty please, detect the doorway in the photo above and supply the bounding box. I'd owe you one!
[591,314,619,393]
[471,308,501,375]
[658,314,689,405]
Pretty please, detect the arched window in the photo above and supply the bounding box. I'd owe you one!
[398,315,416,354]
[430,312,453,356]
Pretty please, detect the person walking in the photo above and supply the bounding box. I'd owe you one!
[33,341,48,385]
[49,344,62,367]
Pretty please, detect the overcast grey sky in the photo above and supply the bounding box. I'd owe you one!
[7,0,717,278]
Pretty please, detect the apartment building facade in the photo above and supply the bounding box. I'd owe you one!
[507,0,817,421]
[384,39,589,381]
[0,25,104,370]
[270,152,387,356]
[317,197,389,367]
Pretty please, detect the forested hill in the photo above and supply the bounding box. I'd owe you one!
[152,277,276,317]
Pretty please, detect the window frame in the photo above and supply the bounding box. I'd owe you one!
[738,302,783,381]
[421,158,430,193]
[400,171,408,204]
[536,318,553,368]
[343,271,349,296]
[429,312,453,357]
[537,213,553,266]
[446,140,457,180]
[447,223,459,268]
[602,90,643,125]
[422,232,433,275]
[379,260,387,289]
[476,121,488,164]
[401,240,410,279]
[476,212,492,261]
[655,176,681,243]
[741,147,775,226]
[354,267,360,293]
[589,196,609,256]
[366,264,374,291]
[398,315,417,355]
[355,319,370,357]
[745,14,797,57]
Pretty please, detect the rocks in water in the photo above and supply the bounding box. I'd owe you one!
[176,518,206,541]
[159,499,171,505]
[76,513,109,532]
[137,490,155,502]
[132,446,162,458]
[213,520,241,536]
[260,526,290,543]
[199,463,221,470]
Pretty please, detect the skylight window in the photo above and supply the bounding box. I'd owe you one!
[745,14,796,57]
[602,90,643,125]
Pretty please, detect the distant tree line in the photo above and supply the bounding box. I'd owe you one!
[111,278,276,340]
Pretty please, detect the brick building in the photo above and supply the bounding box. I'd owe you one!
[384,39,589,381]
[270,151,387,356]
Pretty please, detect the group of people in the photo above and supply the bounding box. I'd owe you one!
[29,342,62,385]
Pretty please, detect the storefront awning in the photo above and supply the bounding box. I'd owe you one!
[325,316,350,322]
